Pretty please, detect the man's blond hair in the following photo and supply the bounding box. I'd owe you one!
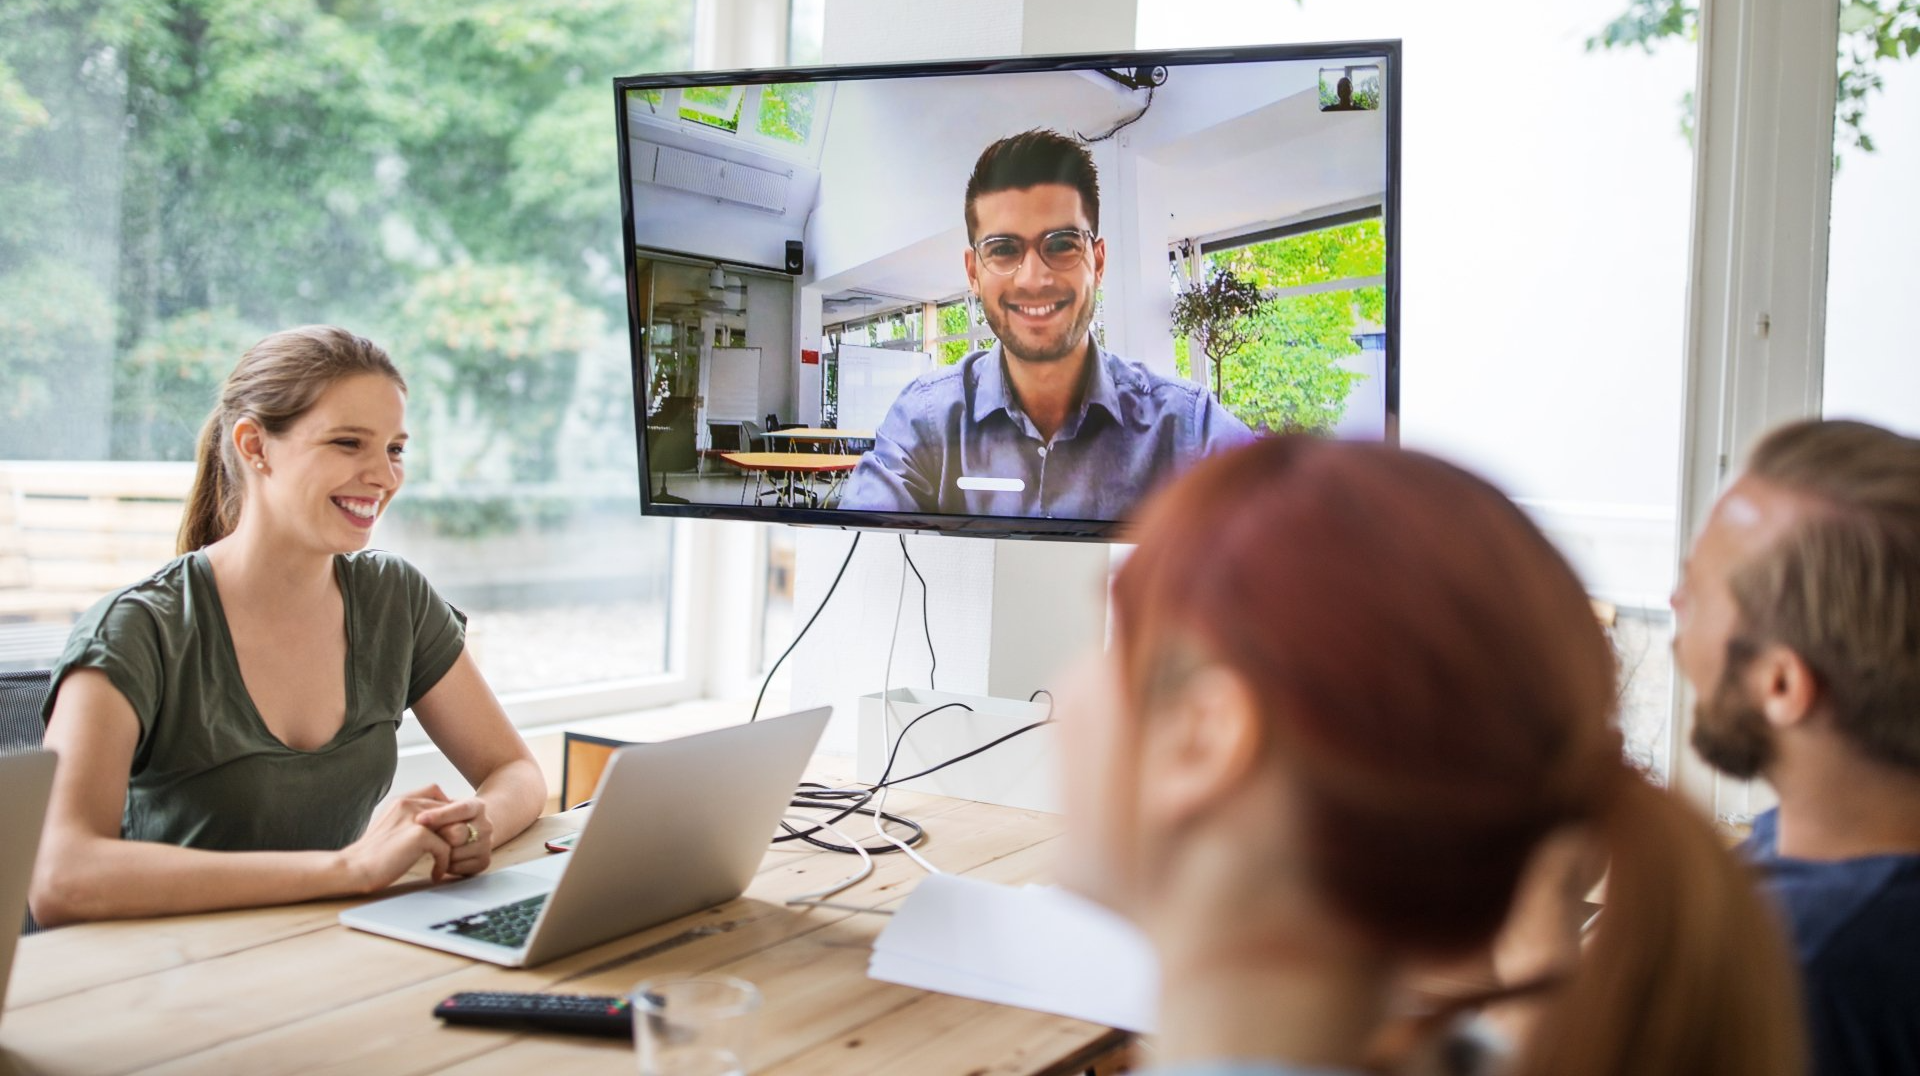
[1734,419,1920,771]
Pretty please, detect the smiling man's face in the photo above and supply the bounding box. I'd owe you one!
[1672,477,1803,778]
[966,183,1105,366]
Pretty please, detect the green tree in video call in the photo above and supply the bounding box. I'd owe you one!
[0,0,688,512]
[1173,219,1384,436]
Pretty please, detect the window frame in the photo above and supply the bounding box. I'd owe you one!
[396,514,709,746]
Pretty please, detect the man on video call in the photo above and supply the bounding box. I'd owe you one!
[836,128,1254,520]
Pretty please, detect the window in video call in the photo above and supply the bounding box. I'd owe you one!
[618,45,1397,534]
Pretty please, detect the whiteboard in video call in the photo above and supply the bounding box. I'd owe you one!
[703,346,763,422]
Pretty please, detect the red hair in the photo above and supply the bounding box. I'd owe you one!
[1114,438,1802,1076]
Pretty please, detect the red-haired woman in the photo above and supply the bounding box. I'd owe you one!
[1057,437,1802,1076]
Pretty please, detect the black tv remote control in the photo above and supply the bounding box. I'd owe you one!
[433,991,633,1038]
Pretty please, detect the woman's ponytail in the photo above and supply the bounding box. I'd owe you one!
[1517,777,1804,1076]
[177,410,235,555]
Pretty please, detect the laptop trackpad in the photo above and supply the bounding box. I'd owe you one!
[431,863,557,907]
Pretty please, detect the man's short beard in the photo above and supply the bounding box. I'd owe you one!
[1689,643,1776,780]
[986,290,1096,365]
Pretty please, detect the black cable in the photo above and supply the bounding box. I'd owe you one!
[1028,688,1053,718]
[780,712,1061,853]
[883,720,1056,788]
[1077,84,1155,144]
[770,713,1058,856]
[771,702,977,851]
[898,535,935,690]
[778,788,927,854]
[874,702,975,789]
[751,532,862,722]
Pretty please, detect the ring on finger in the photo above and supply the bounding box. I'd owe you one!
[464,822,478,847]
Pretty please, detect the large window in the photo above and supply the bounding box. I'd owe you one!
[0,2,694,707]
[1173,213,1387,436]
[1823,8,1920,438]
[1141,0,1697,782]
[632,81,834,162]
[932,296,998,365]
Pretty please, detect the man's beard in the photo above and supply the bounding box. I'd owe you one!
[1689,649,1776,780]
[984,288,1095,365]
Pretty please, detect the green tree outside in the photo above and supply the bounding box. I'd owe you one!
[0,0,689,532]
[111,307,261,461]
[394,264,603,485]
[1590,0,1920,159]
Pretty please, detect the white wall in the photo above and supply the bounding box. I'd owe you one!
[1824,59,1920,436]
[1138,0,1697,605]
[821,0,1140,65]
[745,274,796,421]
[805,71,1130,289]
[823,0,1026,64]
[628,106,821,271]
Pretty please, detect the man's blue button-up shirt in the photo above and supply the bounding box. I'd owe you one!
[837,342,1256,521]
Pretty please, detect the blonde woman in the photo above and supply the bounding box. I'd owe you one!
[32,326,544,926]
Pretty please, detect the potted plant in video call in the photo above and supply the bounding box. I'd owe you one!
[1172,266,1364,436]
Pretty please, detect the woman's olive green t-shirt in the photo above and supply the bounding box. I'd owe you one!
[42,549,466,852]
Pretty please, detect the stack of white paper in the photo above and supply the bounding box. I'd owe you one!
[868,872,1160,1033]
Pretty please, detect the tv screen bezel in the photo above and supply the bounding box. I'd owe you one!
[614,39,1402,542]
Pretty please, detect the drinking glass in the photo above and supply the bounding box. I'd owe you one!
[631,976,761,1076]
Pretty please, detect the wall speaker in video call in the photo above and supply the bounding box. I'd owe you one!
[784,240,804,275]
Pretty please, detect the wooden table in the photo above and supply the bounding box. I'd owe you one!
[721,452,864,509]
[759,429,874,452]
[0,782,1130,1076]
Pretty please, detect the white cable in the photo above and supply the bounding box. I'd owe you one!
[875,540,941,874]
[781,812,875,905]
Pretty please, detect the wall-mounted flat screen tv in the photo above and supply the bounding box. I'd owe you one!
[616,41,1399,540]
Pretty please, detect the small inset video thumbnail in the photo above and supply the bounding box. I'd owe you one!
[1319,64,1382,112]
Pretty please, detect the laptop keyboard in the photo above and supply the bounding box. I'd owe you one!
[431,893,548,949]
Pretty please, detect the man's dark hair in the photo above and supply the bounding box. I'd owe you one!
[963,128,1100,242]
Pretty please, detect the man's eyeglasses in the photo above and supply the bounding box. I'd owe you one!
[972,228,1096,276]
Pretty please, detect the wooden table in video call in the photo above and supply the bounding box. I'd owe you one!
[758,429,874,449]
[0,768,1133,1076]
[721,452,864,509]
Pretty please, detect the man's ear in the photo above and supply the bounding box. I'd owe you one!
[1750,642,1819,730]
[1145,667,1264,830]
[1091,235,1106,286]
[964,247,980,295]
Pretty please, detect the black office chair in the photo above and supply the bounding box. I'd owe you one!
[706,422,754,504]
[0,669,49,756]
[737,421,790,504]
[1,669,50,936]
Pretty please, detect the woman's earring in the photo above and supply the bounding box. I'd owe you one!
[253,461,266,471]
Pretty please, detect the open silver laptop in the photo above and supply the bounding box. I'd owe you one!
[341,707,828,967]
[1,751,57,1023]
